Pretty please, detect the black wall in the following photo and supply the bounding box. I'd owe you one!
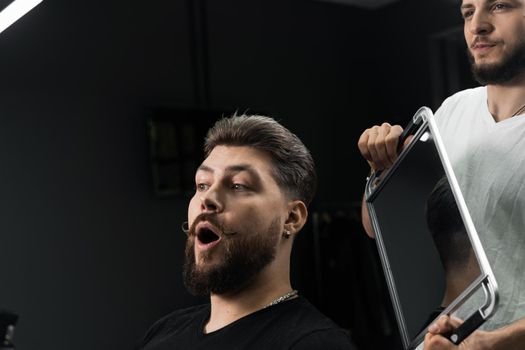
[0,0,465,349]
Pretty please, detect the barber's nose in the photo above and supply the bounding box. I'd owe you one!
[469,11,493,36]
[200,187,223,213]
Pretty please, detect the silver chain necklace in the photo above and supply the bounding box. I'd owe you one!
[512,103,525,118]
[263,290,298,308]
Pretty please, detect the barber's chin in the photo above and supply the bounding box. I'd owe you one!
[473,57,496,68]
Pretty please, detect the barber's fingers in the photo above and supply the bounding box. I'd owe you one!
[357,127,374,164]
[360,125,387,169]
[424,331,456,350]
[366,126,383,168]
[357,123,403,170]
[424,316,466,349]
[428,315,463,335]
[384,124,403,164]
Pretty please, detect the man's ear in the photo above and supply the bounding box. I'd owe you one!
[285,200,308,235]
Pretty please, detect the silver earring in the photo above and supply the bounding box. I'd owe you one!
[283,230,291,239]
[182,222,189,235]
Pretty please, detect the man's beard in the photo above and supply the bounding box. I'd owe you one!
[469,40,525,85]
[182,216,280,296]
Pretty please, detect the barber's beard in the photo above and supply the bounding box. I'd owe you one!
[183,218,280,296]
[468,40,525,85]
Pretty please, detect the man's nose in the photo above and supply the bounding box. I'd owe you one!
[200,186,224,213]
[469,10,493,36]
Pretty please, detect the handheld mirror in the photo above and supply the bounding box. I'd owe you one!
[365,107,498,350]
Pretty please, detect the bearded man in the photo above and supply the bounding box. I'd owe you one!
[138,115,355,350]
[358,0,525,349]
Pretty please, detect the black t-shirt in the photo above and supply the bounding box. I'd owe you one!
[138,297,356,350]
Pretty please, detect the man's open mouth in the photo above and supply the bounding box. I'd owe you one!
[197,227,221,244]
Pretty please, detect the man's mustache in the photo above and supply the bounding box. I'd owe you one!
[187,213,237,237]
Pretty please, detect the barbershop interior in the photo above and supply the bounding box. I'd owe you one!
[1,0,494,349]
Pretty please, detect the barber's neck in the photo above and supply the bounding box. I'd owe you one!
[487,71,525,122]
[205,260,292,334]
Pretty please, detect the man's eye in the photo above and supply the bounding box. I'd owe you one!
[196,183,209,191]
[493,3,508,11]
[231,183,248,191]
[462,10,474,19]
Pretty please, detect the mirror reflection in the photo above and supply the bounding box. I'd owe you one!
[424,176,481,323]
[370,129,482,344]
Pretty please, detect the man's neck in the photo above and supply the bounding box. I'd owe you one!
[441,270,476,307]
[204,269,293,334]
[487,72,525,122]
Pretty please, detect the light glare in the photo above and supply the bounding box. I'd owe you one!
[0,0,43,35]
[420,131,431,142]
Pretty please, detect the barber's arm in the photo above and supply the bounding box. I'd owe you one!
[357,122,404,238]
[424,315,525,350]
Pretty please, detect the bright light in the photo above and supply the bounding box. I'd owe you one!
[0,0,43,35]
[420,131,431,142]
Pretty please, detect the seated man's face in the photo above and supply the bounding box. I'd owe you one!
[183,145,289,296]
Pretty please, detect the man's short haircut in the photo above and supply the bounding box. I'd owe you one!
[204,114,317,206]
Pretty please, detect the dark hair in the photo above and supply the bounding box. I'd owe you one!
[204,114,317,206]
[426,176,471,270]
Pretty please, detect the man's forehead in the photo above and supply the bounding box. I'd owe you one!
[461,0,524,6]
[197,163,259,177]
[460,0,478,6]
[199,145,273,176]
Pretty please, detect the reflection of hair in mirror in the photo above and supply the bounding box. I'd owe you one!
[425,176,481,309]
[426,176,471,271]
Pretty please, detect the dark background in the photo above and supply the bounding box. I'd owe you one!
[0,0,476,349]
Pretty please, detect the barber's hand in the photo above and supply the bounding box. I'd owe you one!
[424,315,492,350]
[357,123,404,171]
[358,122,405,238]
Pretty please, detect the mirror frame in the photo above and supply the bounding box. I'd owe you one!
[365,107,498,349]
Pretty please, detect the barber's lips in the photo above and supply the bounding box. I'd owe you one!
[195,222,222,250]
[472,42,497,54]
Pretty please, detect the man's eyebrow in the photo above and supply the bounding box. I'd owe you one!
[460,2,474,11]
[463,0,501,9]
[197,164,214,173]
[196,163,262,179]
[224,164,261,179]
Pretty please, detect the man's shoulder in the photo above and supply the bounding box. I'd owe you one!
[439,86,485,110]
[138,303,209,348]
[289,328,356,350]
[277,298,355,349]
[434,86,486,126]
[152,303,209,329]
[285,297,340,328]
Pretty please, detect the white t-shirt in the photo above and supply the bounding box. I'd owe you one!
[435,86,525,330]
